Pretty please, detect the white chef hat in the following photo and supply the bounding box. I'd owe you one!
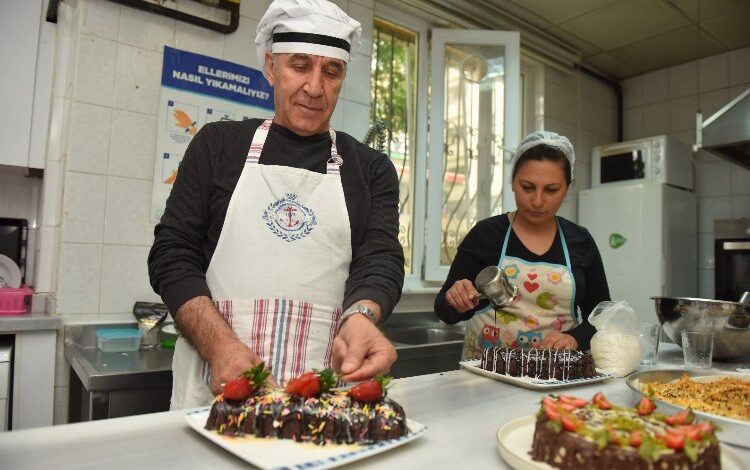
[255,0,362,73]
[511,130,576,182]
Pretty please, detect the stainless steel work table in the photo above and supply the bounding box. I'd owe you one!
[3,344,749,469]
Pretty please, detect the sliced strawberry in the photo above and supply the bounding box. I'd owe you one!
[543,402,561,421]
[637,397,655,415]
[677,425,702,442]
[592,392,612,410]
[223,376,254,400]
[665,410,694,426]
[557,395,588,408]
[629,430,643,447]
[657,431,685,450]
[695,421,713,435]
[286,368,335,398]
[349,375,392,403]
[561,415,583,432]
[556,402,578,413]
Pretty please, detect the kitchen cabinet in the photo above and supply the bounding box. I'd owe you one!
[0,0,54,169]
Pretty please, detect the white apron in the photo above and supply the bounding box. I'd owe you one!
[171,119,352,409]
[463,215,578,360]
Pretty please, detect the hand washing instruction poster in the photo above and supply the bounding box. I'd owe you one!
[150,46,274,221]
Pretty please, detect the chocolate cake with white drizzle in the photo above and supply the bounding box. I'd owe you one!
[480,347,597,380]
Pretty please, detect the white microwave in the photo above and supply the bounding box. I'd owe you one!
[591,135,693,189]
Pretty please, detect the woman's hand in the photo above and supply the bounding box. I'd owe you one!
[445,279,481,314]
[532,331,578,350]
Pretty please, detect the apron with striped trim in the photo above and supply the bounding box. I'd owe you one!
[171,119,352,409]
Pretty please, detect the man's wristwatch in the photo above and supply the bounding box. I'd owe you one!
[338,304,377,331]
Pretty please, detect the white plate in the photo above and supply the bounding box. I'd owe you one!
[185,406,427,470]
[496,415,745,470]
[459,360,614,390]
[0,254,21,289]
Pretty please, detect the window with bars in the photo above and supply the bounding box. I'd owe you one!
[370,19,418,275]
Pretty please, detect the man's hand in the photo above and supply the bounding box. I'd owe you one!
[175,296,277,396]
[445,279,480,314]
[332,314,397,382]
[206,338,277,395]
[532,331,578,350]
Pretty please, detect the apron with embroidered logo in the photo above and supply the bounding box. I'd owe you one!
[171,119,352,409]
[463,215,578,360]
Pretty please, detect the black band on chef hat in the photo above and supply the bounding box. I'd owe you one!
[272,32,351,53]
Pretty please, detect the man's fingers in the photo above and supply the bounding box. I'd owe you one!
[339,336,368,375]
[332,336,348,373]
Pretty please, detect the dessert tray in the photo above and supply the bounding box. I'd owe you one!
[495,415,744,470]
[185,407,427,470]
[626,369,750,449]
[459,360,614,390]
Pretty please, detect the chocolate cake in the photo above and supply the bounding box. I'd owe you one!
[204,388,407,445]
[481,347,597,380]
[530,394,721,470]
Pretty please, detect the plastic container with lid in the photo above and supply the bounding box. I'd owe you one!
[96,328,142,352]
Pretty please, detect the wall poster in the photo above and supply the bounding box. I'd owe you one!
[151,46,274,221]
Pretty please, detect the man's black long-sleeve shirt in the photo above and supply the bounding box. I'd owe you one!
[434,214,610,350]
[148,119,405,320]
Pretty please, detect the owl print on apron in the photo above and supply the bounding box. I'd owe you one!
[463,216,578,360]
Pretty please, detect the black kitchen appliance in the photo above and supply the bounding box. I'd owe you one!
[714,218,750,301]
[0,218,27,284]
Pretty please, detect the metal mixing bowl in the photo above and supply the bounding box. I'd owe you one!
[652,296,750,359]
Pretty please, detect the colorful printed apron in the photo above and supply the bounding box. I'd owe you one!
[171,119,352,409]
[463,215,578,360]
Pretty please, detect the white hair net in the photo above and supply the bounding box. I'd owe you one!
[511,130,575,182]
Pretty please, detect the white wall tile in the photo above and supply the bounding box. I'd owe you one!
[545,81,578,122]
[240,0,273,20]
[641,102,669,136]
[669,95,698,133]
[696,161,732,197]
[698,196,731,233]
[621,75,643,109]
[113,44,162,115]
[730,195,750,219]
[729,85,750,101]
[40,159,64,227]
[108,110,157,180]
[57,243,102,314]
[223,17,259,70]
[62,172,106,244]
[698,53,729,93]
[671,130,694,147]
[642,69,669,105]
[668,61,697,99]
[343,53,372,105]
[730,167,750,195]
[698,269,714,299]
[623,107,643,140]
[339,99,370,141]
[34,225,59,294]
[728,46,750,86]
[68,102,111,174]
[0,173,40,222]
[118,6,175,52]
[73,35,117,107]
[698,88,729,118]
[100,245,160,314]
[572,163,590,192]
[348,1,373,57]
[698,232,714,269]
[175,21,224,59]
[103,177,155,246]
[79,0,120,41]
[557,197,577,223]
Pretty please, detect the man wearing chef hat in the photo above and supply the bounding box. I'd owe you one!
[148,0,404,408]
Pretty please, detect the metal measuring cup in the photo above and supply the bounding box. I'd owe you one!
[474,265,518,309]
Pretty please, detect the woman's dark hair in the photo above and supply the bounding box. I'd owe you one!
[511,144,572,185]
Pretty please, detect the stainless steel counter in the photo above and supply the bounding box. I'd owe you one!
[3,344,749,469]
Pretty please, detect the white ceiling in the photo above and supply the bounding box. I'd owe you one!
[409,0,750,80]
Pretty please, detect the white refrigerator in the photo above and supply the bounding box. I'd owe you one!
[579,182,697,324]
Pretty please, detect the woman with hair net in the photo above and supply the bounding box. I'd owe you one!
[434,131,611,359]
